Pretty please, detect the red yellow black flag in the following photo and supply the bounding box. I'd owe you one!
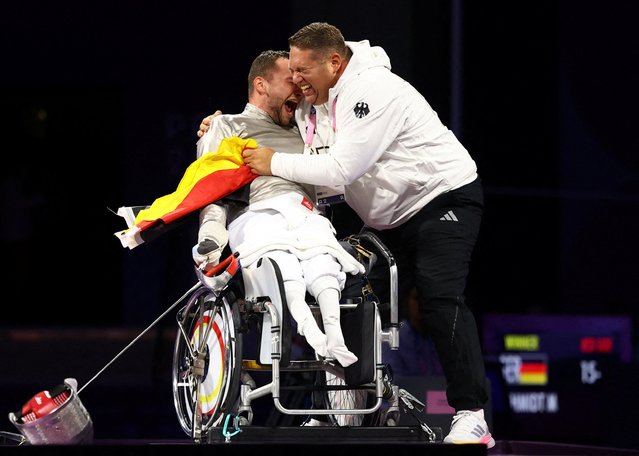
[114,136,258,249]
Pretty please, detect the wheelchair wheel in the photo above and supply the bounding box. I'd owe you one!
[172,286,243,439]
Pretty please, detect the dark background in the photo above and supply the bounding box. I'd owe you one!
[1,0,637,449]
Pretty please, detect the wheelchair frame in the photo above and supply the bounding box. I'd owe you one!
[171,232,436,443]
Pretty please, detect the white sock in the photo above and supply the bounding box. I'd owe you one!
[317,288,358,367]
[285,282,327,357]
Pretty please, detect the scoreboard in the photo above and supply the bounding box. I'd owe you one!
[482,314,635,447]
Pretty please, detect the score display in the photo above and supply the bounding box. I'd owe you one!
[481,314,634,446]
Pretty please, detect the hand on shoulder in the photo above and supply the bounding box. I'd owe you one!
[196,110,223,138]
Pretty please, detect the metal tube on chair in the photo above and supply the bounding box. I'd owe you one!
[358,231,400,349]
[266,302,281,402]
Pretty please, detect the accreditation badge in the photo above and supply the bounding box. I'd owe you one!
[304,143,346,206]
[316,185,346,205]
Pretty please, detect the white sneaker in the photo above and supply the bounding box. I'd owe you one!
[443,409,495,448]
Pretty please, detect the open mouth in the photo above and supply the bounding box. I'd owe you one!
[300,84,314,97]
[284,99,298,114]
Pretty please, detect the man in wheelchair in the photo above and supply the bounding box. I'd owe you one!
[193,50,364,368]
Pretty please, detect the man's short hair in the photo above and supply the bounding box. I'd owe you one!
[248,50,289,98]
[288,22,348,60]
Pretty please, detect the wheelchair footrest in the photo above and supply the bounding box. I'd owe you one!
[242,359,336,372]
[206,425,443,444]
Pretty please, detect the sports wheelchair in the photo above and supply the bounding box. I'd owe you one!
[171,231,437,443]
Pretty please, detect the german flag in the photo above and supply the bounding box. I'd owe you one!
[115,136,258,249]
[519,360,548,385]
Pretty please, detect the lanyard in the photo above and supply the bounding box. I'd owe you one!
[304,98,337,146]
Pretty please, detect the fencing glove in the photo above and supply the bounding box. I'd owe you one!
[192,220,228,268]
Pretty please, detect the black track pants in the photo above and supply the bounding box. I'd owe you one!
[363,177,489,411]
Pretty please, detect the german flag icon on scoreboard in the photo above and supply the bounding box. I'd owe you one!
[499,353,549,386]
[519,359,548,385]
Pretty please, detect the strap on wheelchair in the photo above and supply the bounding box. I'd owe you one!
[340,235,378,303]
[343,234,378,275]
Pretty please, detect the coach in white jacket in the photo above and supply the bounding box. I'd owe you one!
[242,22,493,447]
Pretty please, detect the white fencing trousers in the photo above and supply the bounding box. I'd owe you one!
[228,208,347,289]
[228,209,357,365]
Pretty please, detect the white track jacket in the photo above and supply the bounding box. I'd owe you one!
[271,40,478,230]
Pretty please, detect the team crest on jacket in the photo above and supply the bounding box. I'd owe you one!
[353,102,370,118]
